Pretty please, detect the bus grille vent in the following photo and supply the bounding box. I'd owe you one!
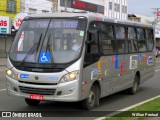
[19,86,56,95]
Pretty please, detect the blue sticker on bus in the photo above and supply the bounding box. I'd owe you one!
[20,74,29,78]
[148,57,153,65]
[39,52,51,63]
[138,53,142,62]
[115,55,120,69]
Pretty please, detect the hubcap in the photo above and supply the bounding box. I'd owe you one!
[88,91,95,106]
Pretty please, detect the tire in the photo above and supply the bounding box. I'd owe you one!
[25,98,40,106]
[127,75,140,95]
[81,85,99,110]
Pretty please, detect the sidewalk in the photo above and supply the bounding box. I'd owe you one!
[0,58,7,66]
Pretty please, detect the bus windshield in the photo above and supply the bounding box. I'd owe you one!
[10,18,86,64]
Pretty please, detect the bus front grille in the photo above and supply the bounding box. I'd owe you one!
[19,86,56,95]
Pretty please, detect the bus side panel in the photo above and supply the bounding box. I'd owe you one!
[81,56,112,100]
[139,52,155,83]
[120,54,135,90]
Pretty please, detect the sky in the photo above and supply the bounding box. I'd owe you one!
[128,0,160,17]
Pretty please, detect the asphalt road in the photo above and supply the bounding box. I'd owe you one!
[0,58,160,119]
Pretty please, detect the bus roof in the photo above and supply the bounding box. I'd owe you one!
[27,12,154,28]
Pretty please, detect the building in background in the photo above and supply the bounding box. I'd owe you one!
[20,0,53,15]
[48,0,128,20]
[105,0,127,20]
[128,14,141,22]
[0,0,21,20]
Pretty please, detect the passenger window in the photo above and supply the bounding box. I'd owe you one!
[147,29,154,51]
[138,40,147,52]
[137,28,145,40]
[127,27,137,53]
[117,40,128,54]
[101,40,116,55]
[115,26,128,53]
[128,40,138,53]
[115,26,126,39]
[101,24,114,39]
[128,27,136,39]
[137,28,147,52]
[101,23,116,55]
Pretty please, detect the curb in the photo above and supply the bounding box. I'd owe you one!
[95,95,160,120]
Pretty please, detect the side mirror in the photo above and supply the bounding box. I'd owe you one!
[86,30,98,44]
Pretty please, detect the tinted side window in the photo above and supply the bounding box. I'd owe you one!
[115,26,126,39]
[101,23,114,39]
[138,41,147,52]
[147,29,154,51]
[137,28,145,40]
[115,26,128,54]
[137,28,147,52]
[101,23,116,55]
[128,27,136,39]
[101,40,116,55]
[127,27,138,53]
[128,40,138,53]
[117,40,128,53]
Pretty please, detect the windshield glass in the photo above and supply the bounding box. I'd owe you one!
[10,18,86,64]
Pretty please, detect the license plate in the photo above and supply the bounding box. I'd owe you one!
[30,94,44,100]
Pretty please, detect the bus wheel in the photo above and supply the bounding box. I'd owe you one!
[127,75,140,95]
[81,85,99,110]
[25,98,40,106]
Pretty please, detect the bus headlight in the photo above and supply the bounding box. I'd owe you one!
[60,71,79,83]
[6,69,16,78]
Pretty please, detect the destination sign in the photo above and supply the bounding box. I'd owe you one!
[28,20,79,29]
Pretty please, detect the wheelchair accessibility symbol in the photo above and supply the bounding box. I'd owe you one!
[39,52,51,63]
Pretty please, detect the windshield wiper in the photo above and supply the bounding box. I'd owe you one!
[21,33,42,64]
[46,33,54,63]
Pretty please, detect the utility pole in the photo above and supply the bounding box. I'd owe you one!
[152,8,160,25]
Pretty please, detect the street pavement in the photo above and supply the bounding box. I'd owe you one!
[0,58,160,119]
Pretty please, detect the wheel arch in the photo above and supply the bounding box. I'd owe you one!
[91,80,101,98]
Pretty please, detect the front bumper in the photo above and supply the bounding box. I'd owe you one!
[6,76,80,102]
